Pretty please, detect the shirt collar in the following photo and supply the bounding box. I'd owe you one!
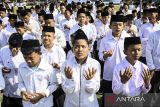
[41,45,55,53]
[123,57,140,70]
[73,56,90,65]
[21,59,46,71]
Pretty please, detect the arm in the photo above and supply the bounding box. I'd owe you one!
[146,33,155,70]
[43,68,58,97]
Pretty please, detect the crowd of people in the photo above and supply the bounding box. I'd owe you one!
[0,0,160,107]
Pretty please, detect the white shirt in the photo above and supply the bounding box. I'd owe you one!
[99,30,130,81]
[97,23,111,50]
[122,9,132,16]
[61,56,101,107]
[69,24,95,46]
[124,24,138,37]
[0,45,24,97]
[138,22,160,57]
[55,13,65,27]
[60,18,77,41]
[0,29,8,49]
[112,58,151,96]
[146,30,160,71]
[18,59,58,107]
[1,17,9,26]
[41,45,66,84]
[3,23,16,43]
[55,27,66,48]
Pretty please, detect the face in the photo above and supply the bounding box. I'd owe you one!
[125,44,142,62]
[77,13,87,25]
[110,22,124,37]
[148,13,158,23]
[64,10,71,19]
[60,5,66,14]
[9,19,17,27]
[127,20,133,26]
[16,27,25,35]
[45,19,55,27]
[101,16,109,24]
[73,39,90,61]
[38,16,44,22]
[42,32,55,46]
[22,15,30,23]
[0,11,6,18]
[9,46,20,56]
[124,5,129,11]
[23,52,41,67]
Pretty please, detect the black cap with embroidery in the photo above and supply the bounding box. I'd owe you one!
[42,26,55,33]
[72,29,89,45]
[111,15,125,22]
[14,21,24,28]
[124,37,141,49]
[44,14,54,20]
[9,33,23,47]
[21,40,40,48]
[9,14,17,19]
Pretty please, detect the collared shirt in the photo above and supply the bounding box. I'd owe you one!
[41,45,66,84]
[69,24,95,47]
[138,22,160,57]
[60,18,77,41]
[112,58,151,96]
[61,56,101,107]
[1,17,9,26]
[99,30,130,81]
[55,27,66,48]
[18,59,58,107]
[97,23,111,50]
[55,13,65,25]
[146,30,160,71]
[0,29,8,49]
[0,45,25,97]
[2,23,16,43]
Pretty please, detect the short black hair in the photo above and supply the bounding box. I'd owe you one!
[21,40,41,55]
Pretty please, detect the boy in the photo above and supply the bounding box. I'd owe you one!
[112,37,151,106]
[61,29,101,107]
[18,40,58,107]
[0,33,24,107]
[41,26,66,107]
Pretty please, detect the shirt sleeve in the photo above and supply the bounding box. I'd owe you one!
[98,38,107,61]
[146,33,156,70]
[55,29,66,48]
[44,67,58,97]
[18,68,27,95]
[0,68,5,90]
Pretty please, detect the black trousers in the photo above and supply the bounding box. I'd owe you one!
[102,80,113,107]
[53,85,65,107]
[1,95,23,107]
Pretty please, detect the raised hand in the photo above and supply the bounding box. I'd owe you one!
[103,49,113,59]
[84,68,96,80]
[52,63,60,70]
[142,69,152,89]
[64,66,73,79]
[120,67,133,84]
